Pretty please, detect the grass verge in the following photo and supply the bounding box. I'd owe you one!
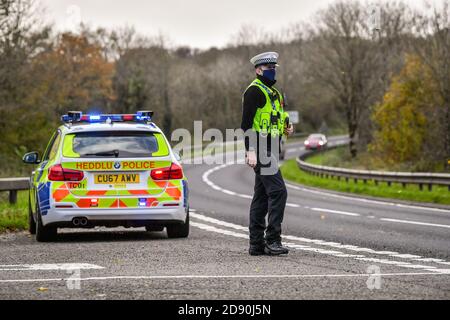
[280,159,450,205]
[0,191,28,232]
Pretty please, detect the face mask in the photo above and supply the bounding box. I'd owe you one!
[262,69,276,81]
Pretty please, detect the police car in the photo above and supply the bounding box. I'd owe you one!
[23,111,189,242]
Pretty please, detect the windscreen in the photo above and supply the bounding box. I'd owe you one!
[63,131,168,158]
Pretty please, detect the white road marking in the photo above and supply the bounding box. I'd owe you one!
[237,194,253,199]
[311,208,361,217]
[190,212,450,269]
[380,218,450,229]
[1,272,449,284]
[413,258,446,263]
[390,254,423,259]
[201,164,450,230]
[191,219,450,274]
[285,183,450,214]
[202,164,310,210]
[0,263,104,271]
[222,190,237,196]
[191,213,247,232]
[191,222,248,239]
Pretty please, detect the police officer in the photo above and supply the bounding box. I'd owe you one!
[241,52,294,256]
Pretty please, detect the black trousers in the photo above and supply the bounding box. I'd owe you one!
[249,167,288,246]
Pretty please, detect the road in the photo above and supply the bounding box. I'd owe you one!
[0,136,449,299]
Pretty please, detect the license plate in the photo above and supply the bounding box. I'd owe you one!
[94,174,140,184]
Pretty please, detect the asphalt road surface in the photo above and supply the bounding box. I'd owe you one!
[1,136,449,300]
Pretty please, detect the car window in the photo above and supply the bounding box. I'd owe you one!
[62,131,169,158]
[42,130,61,162]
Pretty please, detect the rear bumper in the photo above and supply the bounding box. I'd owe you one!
[42,206,187,227]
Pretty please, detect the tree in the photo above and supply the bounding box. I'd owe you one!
[306,1,411,158]
[25,33,115,117]
[0,0,50,103]
[113,44,174,134]
[409,0,450,163]
[1,32,115,169]
[369,55,444,171]
[0,0,50,176]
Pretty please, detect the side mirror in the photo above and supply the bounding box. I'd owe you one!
[23,152,40,164]
[174,152,182,162]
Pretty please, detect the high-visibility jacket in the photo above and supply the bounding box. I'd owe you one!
[245,78,288,137]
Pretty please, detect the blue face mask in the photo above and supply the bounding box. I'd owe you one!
[262,69,276,81]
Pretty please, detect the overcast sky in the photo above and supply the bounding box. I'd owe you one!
[42,0,433,49]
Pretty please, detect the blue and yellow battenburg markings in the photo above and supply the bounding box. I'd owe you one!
[37,182,51,216]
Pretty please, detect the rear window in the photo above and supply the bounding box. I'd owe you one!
[62,131,169,158]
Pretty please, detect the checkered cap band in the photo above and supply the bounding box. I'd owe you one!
[253,57,277,66]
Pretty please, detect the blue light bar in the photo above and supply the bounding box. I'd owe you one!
[111,115,123,121]
[61,111,154,124]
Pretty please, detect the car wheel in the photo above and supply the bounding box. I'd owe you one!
[28,193,36,235]
[35,205,57,242]
[166,209,189,239]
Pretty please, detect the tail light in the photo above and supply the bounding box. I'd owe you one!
[48,164,84,181]
[151,163,183,180]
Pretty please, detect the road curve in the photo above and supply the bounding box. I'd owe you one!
[0,136,449,299]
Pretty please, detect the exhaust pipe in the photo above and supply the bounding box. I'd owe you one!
[72,218,80,226]
[72,217,88,227]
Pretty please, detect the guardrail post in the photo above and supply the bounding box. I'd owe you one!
[9,190,17,205]
[402,183,406,188]
[428,184,432,191]
[387,181,392,187]
[419,184,423,191]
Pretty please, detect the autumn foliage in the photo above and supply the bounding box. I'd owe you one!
[369,55,446,171]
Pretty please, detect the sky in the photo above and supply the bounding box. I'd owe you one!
[42,0,434,49]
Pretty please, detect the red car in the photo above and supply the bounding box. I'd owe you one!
[304,134,328,150]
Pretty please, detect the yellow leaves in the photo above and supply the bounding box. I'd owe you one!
[369,54,441,166]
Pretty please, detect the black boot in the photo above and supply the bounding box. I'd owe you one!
[264,242,289,255]
[249,244,266,256]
